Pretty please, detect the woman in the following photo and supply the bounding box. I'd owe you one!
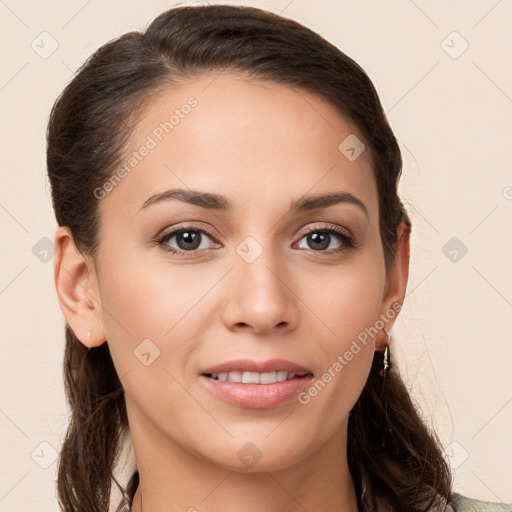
[47,4,511,512]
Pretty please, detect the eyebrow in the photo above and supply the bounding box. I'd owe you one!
[139,188,369,219]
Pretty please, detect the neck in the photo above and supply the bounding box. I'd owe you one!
[127,406,359,512]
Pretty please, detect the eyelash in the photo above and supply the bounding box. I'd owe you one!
[155,223,356,256]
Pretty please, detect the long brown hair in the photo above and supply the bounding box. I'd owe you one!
[47,5,453,511]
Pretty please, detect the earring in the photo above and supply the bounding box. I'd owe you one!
[380,327,391,376]
[383,345,390,372]
[87,331,91,339]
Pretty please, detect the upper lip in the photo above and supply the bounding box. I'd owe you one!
[201,358,313,375]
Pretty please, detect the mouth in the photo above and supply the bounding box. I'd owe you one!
[200,358,314,383]
[203,370,313,384]
[199,358,314,409]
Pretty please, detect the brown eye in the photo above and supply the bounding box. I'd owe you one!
[296,227,354,253]
[157,227,216,254]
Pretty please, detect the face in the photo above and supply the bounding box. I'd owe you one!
[86,72,403,472]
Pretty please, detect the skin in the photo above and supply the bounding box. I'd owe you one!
[54,71,410,512]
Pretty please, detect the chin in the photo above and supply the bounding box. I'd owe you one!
[193,436,313,474]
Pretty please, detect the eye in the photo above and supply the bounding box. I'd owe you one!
[156,225,218,255]
[155,223,355,256]
[295,225,355,253]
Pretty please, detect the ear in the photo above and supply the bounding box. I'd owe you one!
[53,226,107,348]
[375,220,411,351]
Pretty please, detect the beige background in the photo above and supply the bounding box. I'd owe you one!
[1,0,511,510]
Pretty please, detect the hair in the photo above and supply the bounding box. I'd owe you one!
[47,4,454,512]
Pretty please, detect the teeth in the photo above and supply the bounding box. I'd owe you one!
[276,371,288,382]
[242,371,261,384]
[209,371,304,383]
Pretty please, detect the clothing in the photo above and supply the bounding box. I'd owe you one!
[449,492,512,512]
[359,475,511,511]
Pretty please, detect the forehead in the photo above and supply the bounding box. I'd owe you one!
[98,71,378,223]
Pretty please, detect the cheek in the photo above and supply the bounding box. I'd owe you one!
[296,249,385,389]
[96,257,206,421]
[303,254,386,349]
[293,261,384,437]
[99,249,188,331]
[97,253,219,374]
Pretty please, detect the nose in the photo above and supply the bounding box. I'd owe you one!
[221,244,299,335]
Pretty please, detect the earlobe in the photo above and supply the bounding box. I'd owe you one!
[53,226,106,348]
[376,220,411,350]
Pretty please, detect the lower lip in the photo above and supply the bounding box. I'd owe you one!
[199,374,314,409]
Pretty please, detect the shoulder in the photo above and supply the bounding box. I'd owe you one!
[449,492,512,512]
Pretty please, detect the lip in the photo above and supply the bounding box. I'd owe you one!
[201,358,313,375]
[199,358,314,409]
[199,374,314,409]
